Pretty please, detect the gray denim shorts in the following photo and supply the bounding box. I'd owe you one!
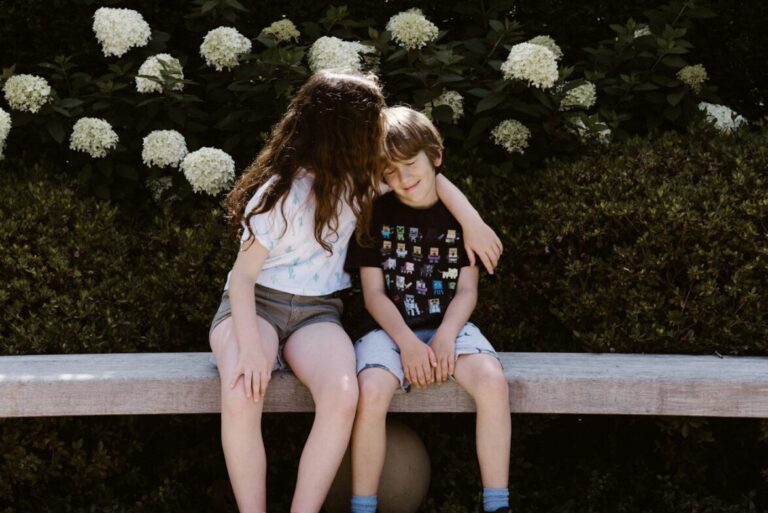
[354,321,499,391]
[209,284,344,369]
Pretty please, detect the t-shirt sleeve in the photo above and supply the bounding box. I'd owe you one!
[240,177,286,252]
[344,209,382,272]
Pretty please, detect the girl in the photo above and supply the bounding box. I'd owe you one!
[208,71,501,513]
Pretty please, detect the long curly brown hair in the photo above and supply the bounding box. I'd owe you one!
[226,71,386,253]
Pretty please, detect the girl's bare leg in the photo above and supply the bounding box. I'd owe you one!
[283,322,360,513]
[210,317,279,513]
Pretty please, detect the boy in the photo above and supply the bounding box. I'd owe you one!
[345,106,512,513]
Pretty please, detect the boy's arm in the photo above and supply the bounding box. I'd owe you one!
[435,174,503,274]
[360,267,437,387]
[430,265,479,382]
[227,239,273,402]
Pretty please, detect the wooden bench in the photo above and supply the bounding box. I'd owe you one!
[1,352,767,418]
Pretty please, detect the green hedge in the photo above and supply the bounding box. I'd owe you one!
[2,126,768,511]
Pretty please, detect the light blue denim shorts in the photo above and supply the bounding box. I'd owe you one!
[354,322,499,391]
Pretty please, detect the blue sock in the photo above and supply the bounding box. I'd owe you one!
[483,487,509,512]
[351,494,377,513]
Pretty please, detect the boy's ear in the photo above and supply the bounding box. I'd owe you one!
[433,151,443,169]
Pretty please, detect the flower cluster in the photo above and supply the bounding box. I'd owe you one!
[69,117,119,158]
[200,27,252,71]
[386,9,439,50]
[308,36,374,73]
[491,119,531,154]
[698,102,748,133]
[559,82,597,111]
[142,130,188,168]
[0,107,11,159]
[527,35,563,60]
[501,42,559,89]
[92,7,151,58]
[423,90,464,123]
[633,26,652,38]
[136,54,184,94]
[181,147,235,195]
[261,19,300,43]
[677,64,708,94]
[3,74,52,113]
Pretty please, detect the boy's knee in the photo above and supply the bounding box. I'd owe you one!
[358,370,397,413]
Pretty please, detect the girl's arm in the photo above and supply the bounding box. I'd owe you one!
[360,267,437,387]
[227,238,272,401]
[435,174,503,274]
[430,265,479,382]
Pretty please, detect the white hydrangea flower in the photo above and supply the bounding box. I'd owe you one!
[633,26,652,38]
[135,54,184,94]
[527,35,563,60]
[3,74,52,113]
[559,81,597,111]
[261,19,300,43]
[698,102,748,133]
[146,176,174,201]
[423,90,464,123]
[386,9,439,50]
[142,130,188,168]
[0,107,11,160]
[200,27,252,71]
[92,7,151,58]
[677,64,708,94]
[491,119,531,154]
[308,36,375,73]
[500,42,559,89]
[69,117,119,158]
[181,147,235,195]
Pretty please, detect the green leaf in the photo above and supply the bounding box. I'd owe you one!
[46,119,66,144]
[200,0,218,13]
[666,88,687,107]
[661,55,687,68]
[489,19,505,32]
[58,98,84,109]
[475,91,507,113]
[224,0,248,12]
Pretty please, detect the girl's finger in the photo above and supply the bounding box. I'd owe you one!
[259,371,269,398]
[229,368,242,389]
[480,252,495,274]
[465,243,476,267]
[244,370,253,399]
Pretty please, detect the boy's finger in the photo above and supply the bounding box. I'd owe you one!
[441,359,450,381]
[448,357,456,376]
[416,367,426,387]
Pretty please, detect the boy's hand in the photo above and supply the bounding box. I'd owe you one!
[400,338,437,388]
[430,332,456,383]
[463,221,502,275]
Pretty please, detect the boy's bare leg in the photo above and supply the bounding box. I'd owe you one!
[283,322,360,513]
[210,317,280,513]
[351,367,400,495]
[453,354,511,488]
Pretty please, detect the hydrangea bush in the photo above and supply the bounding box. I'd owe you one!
[0,1,743,201]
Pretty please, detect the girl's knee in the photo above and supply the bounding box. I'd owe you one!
[315,376,359,416]
[220,385,264,419]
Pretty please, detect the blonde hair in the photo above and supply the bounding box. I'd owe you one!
[382,106,443,168]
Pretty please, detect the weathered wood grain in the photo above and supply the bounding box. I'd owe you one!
[0,352,765,417]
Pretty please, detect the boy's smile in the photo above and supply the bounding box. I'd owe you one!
[384,150,442,209]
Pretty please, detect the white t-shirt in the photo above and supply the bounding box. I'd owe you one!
[224,170,355,295]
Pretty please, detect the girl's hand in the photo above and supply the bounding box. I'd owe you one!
[400,338,437,388]
[463,220,503,274]
[430,333,456,383]
[229,346,272,402]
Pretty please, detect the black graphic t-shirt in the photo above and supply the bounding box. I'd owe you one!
[345,192,470,330]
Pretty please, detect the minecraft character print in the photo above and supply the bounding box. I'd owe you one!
[409,227,420,243]
[428,298,441,314]
[381,225,391,239]
[396,275,406,291]
[381,240,392,256]
[384,258,397,270]
[404,294,421,317]
[400,262,415,275]
[442,268,458,279]
[428,247,440,264]
[433,279,444,295]
[396,226,405,241]
[416,280,428,295]
[445,229,457,244]
[420,264,434,278]
[412,246,422,262]
[448,247,458,264]
[396,243,408,258]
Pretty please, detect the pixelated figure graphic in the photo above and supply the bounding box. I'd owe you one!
[400,262,415,275]
[416,280,428,295]
[448,247,458,264]
[381,225,391,239]
[448,281,456,291]
[381,240,391,256]
[396,275,405,290]
[404,294,421,317]
[412,246,422,262]
[396,225,405,241]
[384,258,397,270]
[385,274,392,290]
[420,264,434,278]
[396,243,408,258]
[409,227,420,243]
[432,279,444,295]
[442,268,458,279]
[429,298,441,314]
[428,247,440,264]
[445,229,457,244]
